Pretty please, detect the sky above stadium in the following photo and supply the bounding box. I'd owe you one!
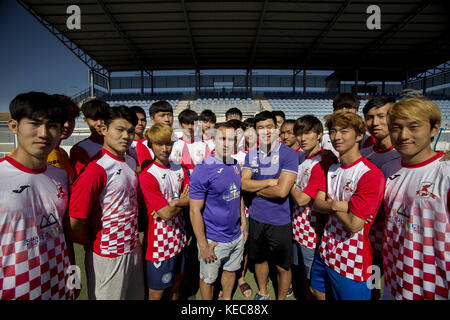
[0,1,90,113]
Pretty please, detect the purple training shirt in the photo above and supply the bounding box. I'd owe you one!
[189,155,242,243]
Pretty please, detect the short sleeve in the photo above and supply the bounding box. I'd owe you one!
[69,145,90,177]
[69,162,106,219]
[139,171,169,213]
[136,140,153,170]
[302,162,327,199]
[189,164,209,200]
[281,148,299,175]
[242,152,251,171]
[349,169,385,220]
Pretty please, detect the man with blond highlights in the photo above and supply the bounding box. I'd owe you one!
[139,123,190,300]
[381,94,449,300]
[310,110,385,300]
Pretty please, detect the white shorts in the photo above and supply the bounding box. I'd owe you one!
[85,242,145,300]
[197,233,244,284]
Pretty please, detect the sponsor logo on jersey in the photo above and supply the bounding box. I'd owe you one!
[388,174,401,180]
[161,173,167,179]
[331,175,337,180]
[416,182,437,199]
[223,182,240,201]
[395,203,410,218]
[217,168,224,174]
[12,185,31,193]
[40,212,58,229]
[343,179,354,193]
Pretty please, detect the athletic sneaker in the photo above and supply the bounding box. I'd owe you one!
[254,291,270,300]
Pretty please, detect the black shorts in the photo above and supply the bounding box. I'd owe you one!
[248,218,293,270]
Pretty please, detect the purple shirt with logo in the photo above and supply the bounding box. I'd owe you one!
[189,155,242,243]
[243,141,298,225]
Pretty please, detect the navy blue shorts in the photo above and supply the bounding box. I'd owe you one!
[145,249,186,290]
[310,253,371,300]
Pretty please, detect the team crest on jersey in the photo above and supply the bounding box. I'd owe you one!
[343,179,354,193]
[162,272,173,284]
[56,184,65,199]
[416,182,437,199]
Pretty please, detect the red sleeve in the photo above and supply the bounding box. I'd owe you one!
[302,162,327,199]
[69,162,106,219]
[139,171,169,213]
[349,169,385,220]
[70,145,90,177]
[136,140,153,170]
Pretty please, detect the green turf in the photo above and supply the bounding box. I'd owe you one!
[73,240,382,301]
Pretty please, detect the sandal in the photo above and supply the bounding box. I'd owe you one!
[239,282,253,298]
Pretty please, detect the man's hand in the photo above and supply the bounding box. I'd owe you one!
[199,242,218,263]
[365,215,374,224]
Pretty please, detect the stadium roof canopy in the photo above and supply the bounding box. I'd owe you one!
[18,0,450,81]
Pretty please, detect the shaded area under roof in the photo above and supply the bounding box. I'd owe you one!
[18,0,450,81]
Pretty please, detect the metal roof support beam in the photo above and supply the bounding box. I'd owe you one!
[181,0,199,67]
[249,0,269,68]
[96,0,151,73]
[303,0,352,65]
[17,0,109,77]
[360,0,433,58]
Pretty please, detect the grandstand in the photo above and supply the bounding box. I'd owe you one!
[3,0,450,156]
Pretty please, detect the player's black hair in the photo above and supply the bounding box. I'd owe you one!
[227,119,246,131]
[130,105,147,117]
[294,115,323,135]
[243,117,256,129]
[178,109,198,125]
[215,122,235,130]
[104,105,138,128]
[80,98,110,120]
[254,111,278,128]
[225,107,243,120]
[9,91,68,125]
[281,119,296,127]
[148,100,173,118]
[362,96,396,116]
[53,94,80,120]
[333,93,360,111]
[272,110,286,120]
[199,109,217,123]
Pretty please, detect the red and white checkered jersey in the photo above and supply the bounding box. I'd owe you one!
[0,157,74,300]
[361,145,401,257]
[139,161,189,261]
[381,152,450,300]
[136,138,155,171]
[69,149,139,258]
[169,138,211,174]
[320,157,385,281]
[69,137,103,177]
[292,151,329,249]
[203,138,215,154]
[231,150,248,169]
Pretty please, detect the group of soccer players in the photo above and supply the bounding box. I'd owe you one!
[0,90,448,300]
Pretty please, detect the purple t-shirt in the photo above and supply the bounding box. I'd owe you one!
[243,141,298,225]
[189,155,242,243]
